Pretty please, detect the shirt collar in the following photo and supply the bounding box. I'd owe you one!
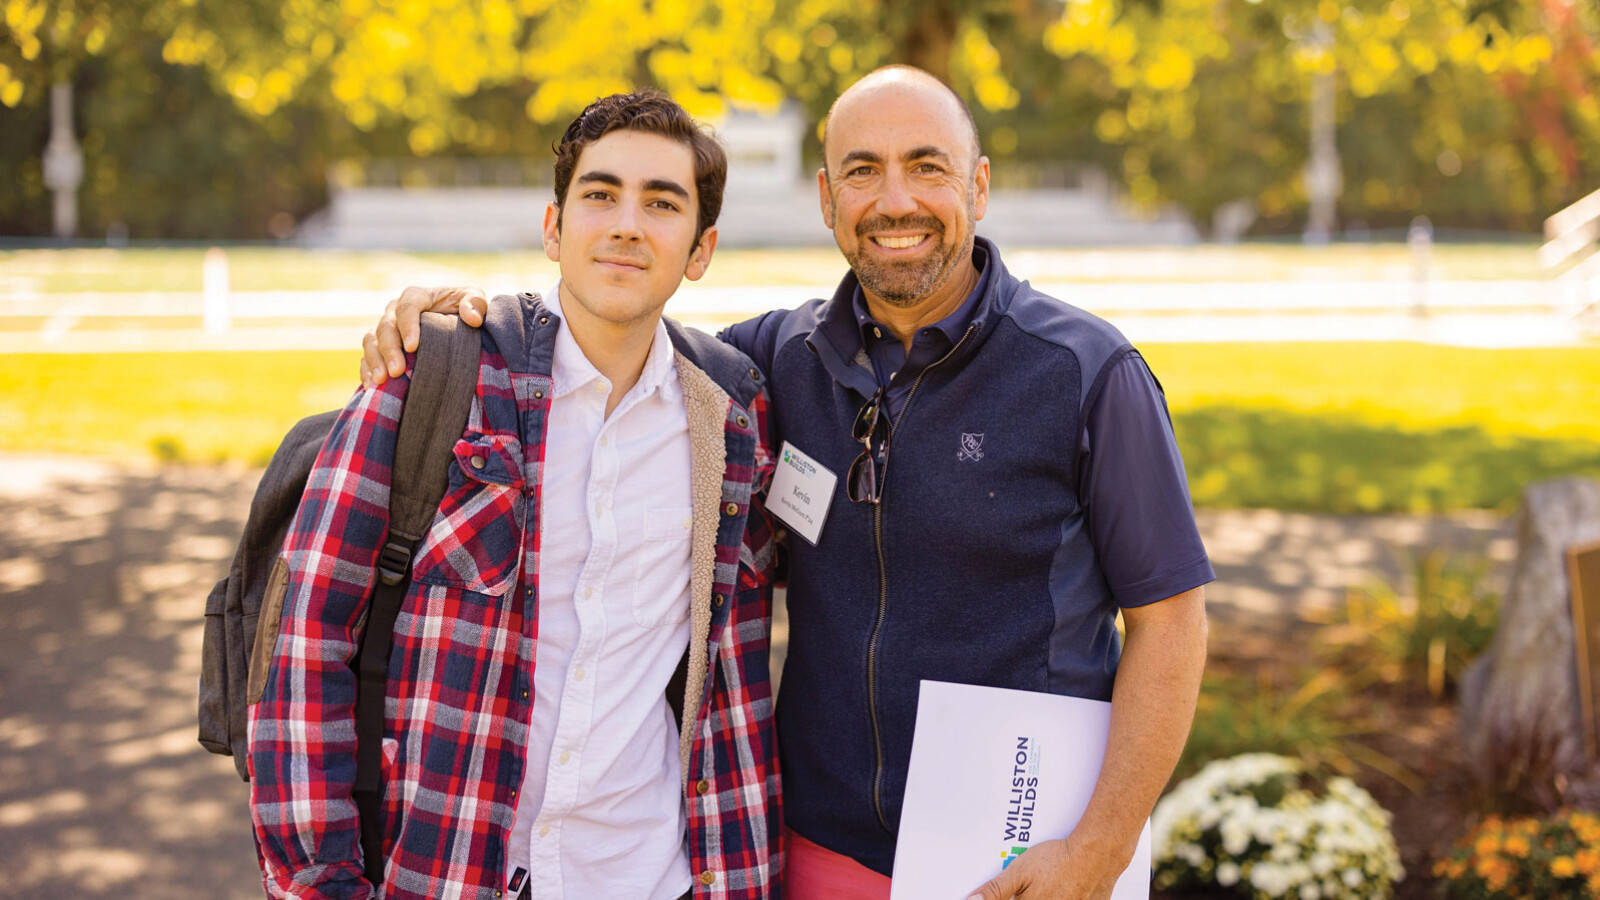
[850,241,990,348]
[546,280,677,402]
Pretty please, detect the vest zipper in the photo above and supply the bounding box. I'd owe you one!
[865,322,978,832]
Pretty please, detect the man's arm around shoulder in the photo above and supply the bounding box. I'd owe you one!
[717,309,791,383]
[357,286,785,389]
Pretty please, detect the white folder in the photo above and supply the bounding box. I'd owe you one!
[889,680,1152,900]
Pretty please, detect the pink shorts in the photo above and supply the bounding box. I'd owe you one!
[783,828,892,900]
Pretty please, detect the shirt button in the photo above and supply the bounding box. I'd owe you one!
[560,750,571,765]
[682,517,692,530]
[872,326,882,339]
[724,502,738,516]
[583,586,593,599]
[711,593,724,609]
[592,381,606,394]
[600,434,609,446]
[470,456,486,470]
[539,824,551,837]
[575,667,586,681]
[699,870,716,886]
[520,690,529,699]
[695,779,710,795]
[594,503,603,517]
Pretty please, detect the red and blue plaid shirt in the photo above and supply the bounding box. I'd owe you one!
[249,300,780,900]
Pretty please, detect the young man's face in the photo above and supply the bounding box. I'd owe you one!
[543,129,716,327]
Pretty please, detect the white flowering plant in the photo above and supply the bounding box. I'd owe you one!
[1152,753,1405,900]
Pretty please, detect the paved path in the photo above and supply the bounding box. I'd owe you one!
[0,455,1513,899]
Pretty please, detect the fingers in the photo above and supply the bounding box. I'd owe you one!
[966,871,1017,896]
[376,298,408,379]
[968,866,1020,900]
[396,284,487,344]
[423,286,488,327]
[456,288,488,327]
[373,285,488,383]
[360,331,386,388]
[393,287,434,355]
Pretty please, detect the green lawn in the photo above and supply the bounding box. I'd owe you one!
[1144,343,1600,442]
[4,341,1595,512]
[0,351,358,465]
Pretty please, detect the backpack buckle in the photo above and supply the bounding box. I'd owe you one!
[377,541,412,586]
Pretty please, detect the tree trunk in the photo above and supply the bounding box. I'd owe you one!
[895,4,959,82]
[1459,477,1600,811]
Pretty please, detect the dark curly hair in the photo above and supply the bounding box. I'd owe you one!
[551,89,727,242]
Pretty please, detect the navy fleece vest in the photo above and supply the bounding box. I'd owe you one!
[724,239,1134,876]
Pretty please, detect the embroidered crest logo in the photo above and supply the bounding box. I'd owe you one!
[958,432,985,462]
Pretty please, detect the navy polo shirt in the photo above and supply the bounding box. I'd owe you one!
[844,243,1199,604]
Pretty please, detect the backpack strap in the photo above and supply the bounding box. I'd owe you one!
[353,311,482,886]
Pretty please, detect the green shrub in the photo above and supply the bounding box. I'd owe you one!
[1323,551,1500,699]
[1177,667,1414,790]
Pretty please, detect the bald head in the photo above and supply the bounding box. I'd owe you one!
[813,64,991,314]
[823,66,982,171]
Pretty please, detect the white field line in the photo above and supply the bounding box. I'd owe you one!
[0,280,1593,351]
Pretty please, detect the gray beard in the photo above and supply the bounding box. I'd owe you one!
[851,229,974,308]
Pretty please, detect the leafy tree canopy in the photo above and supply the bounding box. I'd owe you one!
[1,0,1593,237]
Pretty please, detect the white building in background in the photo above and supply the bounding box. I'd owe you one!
[299,104,1196,249]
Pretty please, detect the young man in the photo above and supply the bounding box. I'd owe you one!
[369,67,1211,900]
[249,91,780,900]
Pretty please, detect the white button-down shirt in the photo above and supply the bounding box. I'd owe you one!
[507,285,695,900]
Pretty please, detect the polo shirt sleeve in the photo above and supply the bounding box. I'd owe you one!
[1079,352,1215,608]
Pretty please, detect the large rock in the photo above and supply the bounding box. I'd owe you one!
[1459,477,1600,809]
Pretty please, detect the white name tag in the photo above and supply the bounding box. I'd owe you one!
[768,441,837,546]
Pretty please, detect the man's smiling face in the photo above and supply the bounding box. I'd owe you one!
[819,73,990,309]
[544,128,714,327]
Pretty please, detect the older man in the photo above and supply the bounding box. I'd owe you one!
[366,67,1211,900]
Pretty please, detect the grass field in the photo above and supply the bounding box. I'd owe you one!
[1142,343,1600,442]
[4,342,1595,512]
[5,242,1590,512]
[0,242,1548,294]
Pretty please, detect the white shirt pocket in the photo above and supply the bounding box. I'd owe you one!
[632,506,694,627]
